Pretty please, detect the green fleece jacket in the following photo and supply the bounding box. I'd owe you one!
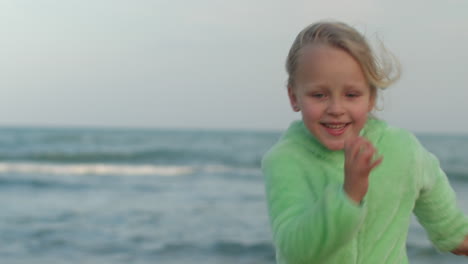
[262,118,468,264]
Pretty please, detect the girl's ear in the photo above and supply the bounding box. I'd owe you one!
[368,96,375,112]
[368,88,376,112]
[288,86,300,112]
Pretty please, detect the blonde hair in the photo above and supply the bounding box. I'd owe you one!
[286,21,400,101]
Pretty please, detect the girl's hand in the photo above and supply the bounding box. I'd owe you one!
[451,235,468,256]
[343,137,383,204]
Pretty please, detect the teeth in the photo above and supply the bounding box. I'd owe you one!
[324,124,346,129]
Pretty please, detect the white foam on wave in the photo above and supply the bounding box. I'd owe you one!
[202,164,260,175]
[0,162,262,177]
[0,162,194,176]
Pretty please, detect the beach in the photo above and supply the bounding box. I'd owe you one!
[0,127,467,263]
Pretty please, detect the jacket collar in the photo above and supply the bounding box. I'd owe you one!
[283,118,386,168]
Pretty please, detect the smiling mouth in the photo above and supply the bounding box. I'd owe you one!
[321,122,350,136]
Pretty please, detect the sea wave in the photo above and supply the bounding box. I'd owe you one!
[0,162,260,177]
[0,148,262,167]
[0,162,193,176]
[446,170,468,182]
[211,240,274,256]
[156,240,274,257]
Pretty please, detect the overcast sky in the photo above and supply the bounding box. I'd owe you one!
[0,0,467,133]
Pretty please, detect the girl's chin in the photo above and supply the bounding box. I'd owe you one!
[322,140,345,151]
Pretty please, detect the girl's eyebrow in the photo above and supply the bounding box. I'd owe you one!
[344,81,368,88]
[302,82,328,90]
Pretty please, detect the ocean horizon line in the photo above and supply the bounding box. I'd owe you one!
[1,122,468,136]
[0,122,285,134]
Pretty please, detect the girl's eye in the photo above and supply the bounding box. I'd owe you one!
[312,93,325,98]
[346,93,360,98]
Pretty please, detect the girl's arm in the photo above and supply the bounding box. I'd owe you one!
[262,150,367,263]
[413,148,468,252]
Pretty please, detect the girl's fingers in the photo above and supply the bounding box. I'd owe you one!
[370,155,383,170]
[344,137,359,156]
[359,141,374,158]
[353,139,381,169]
[353,139,374,161]
[348,137,365,159]
[345,137,382,173]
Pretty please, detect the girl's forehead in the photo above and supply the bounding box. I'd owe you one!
[295,45,369,82]
[298,44,356,66]
[298,51,365,75]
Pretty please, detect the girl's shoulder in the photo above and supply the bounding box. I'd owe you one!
[262,131,306,168]
[364,118,421,150]
[262,120,343,170]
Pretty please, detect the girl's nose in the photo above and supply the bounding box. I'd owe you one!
[326,99,345,116]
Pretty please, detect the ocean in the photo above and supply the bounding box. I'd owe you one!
[0,126,467,264]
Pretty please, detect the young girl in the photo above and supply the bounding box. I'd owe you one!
[262,21,468,264]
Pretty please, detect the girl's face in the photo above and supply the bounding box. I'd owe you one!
[288,44,374,151]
